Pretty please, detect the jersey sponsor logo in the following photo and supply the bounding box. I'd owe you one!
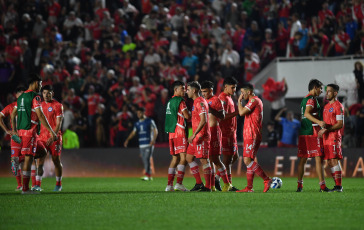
[48,107,53,112]
[329,108,334,112]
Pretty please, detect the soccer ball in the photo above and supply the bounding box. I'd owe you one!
[270,177,283,189]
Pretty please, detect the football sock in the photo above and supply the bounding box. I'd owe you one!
[210,167,215,188]
[22,171,31,191]
[189,162,202,184]
[228,164,232,183]
[176,164,185,184]
[16,168,22,186]
[333,164,342,186]
[215,170,221,180]
[297,180,303,188]
[246,161,255,189]
[31,165,36,187]
[319,180,327,190]
[167,168,176,186]
[56,177,62,186]
[36,175,42,187]
[218,166,230,184]
[251,162,269,181]
[203,163,212,189]
[330,167,335,181]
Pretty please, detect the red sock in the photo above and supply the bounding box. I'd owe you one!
[210,168,215,187]
[246,165,255,189]
[16,169,22,186]
[189,162,203,184]
[218,167,230,184]
[176,165,185,184]
[22,171,31,191]
[227,174,232,184]
[31,170,36,186]
[251,162,269,181]
[216,170,221,179]
[167,168,176,186]
[36,176,42,187]
[56,177,62,186]
[297,180,303,189]
[334,171,342,186]
[203,164,212,189]
[319,181,327,190]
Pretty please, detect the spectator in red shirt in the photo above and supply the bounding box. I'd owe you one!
[328,27,350,56]
[86,85,105,126]
[115,104,133,147]
[48,0,61,24]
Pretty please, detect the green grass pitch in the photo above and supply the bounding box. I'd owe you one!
[0,177,363,230]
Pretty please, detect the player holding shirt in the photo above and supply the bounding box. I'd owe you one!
[164,81,191,192]
[35,85,64,192]
[296,79,329,192]
[237,83,272,192]
[200,81,232,192]
[124,107,158,181]
[11,74,57,194]
[218,77,240,191]
[318,84,344,192]
[186,81,212,192]
[0,86,25,190]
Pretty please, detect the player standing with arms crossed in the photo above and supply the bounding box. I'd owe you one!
[318,84,344,192]
[11,74,57,194]
[296,79,329,192]
[200,81,232,192]
[164,81,191,192]
[218,77,240,191]
[0,86,25,190]
[186,81,212,192]
[237,83,272,192]
[124,107,158,181]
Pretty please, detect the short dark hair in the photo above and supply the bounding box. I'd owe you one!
[223,77,238,86]
[327,83,339,92]
[308,79,323,91]
[171,80,185,91]
[28,73,41,87]
[41,84,53,92]
[241,83,254,91]
[15,86,26,94]
[200,80,214,89]
[137,106,145,112]
[187,81,201,91]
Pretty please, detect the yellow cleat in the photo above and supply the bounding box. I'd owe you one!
[222,183,233,192]
[211,186,216,192]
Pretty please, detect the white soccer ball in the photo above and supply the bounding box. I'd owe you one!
[270,177,283,189]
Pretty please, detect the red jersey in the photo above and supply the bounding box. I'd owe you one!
[332,32,350,53]
[87,93,104,116]
[39,100,63,141]
[18,91,41,137]
[206,95,224,123]
[243,96,263,140]
[169,99,188,139]
[0,101,16,129]
[191,97,210,140]
[322,100,344,143]
[219,92,236,137]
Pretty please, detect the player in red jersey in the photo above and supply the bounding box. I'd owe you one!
[236,83,272,192]
[34,85,64,192]
[201,81,233,192]
[218,77,240,191]
[0,86,26,190]
[165,81,191,192]
[186,81,212,192]
[318,84,344,192]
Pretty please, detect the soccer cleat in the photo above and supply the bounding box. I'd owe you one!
[211,186,216,192]
[222,183,233,192]
[35,186,43,192]
[190,183,204,192]
[330,186,343,192]
[15,186,22,191]
[229,185,240,191]
[10,157,19,176]
[319,187,330,192]
[31,185,37,191]
[215,177,222,191]
[296,187,303,192]
[21,190,40,195]
[236,187,254,193]
[53,185,62,192]
[199,186,212,192]
[174,183,189,192]
[263,179,273,193]
[165,185,174,192]
[141,176,153,181]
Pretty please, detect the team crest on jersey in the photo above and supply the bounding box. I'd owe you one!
[329,108,333,112]
[192,106,195,111]
[208,101,212,105]
[48,107,53,112]
[11,150,14,156]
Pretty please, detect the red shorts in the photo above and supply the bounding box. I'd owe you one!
[221,135,238,156]
[19,136,37,156]
[169,137,187,155]
[297,135,323,158]
[38,136,63,156]
[323,139,342,160]
[10,139,22,158]
[243,139,261,159]
[210,126,221,156]
[187,139,210,159]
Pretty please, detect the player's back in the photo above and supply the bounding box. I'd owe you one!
[168,98,187,139]
[299,94,320,136]
[218,92,236,136]
[244,96,263,140]
[17,90,41,136]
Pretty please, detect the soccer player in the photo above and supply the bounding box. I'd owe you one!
[318,84,344,192]
[218,77,240,191]
[186,81,212,192]
[0,86,26,190]
[124,107,158,181]
[200,81,232,192]
[34,85,64,192]
[296,79,329,192]
[237,83,272,192]
[164,81,191,192]
[11,74,57,194]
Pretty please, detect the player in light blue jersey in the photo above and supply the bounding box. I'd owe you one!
[124,107,158,181]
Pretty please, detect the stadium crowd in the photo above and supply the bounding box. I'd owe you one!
[1,0,364,148]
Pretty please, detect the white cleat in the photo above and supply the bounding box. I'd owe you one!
[174,183,189,192]
[165,185,174,192]
[21,190,40,195]
[141,176,153,181]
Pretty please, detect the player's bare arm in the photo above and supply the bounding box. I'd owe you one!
[0,113,14,135]
[237,94,251,117]
[223,111,239,120]
[304,106,325,128]
[274,107,287,121]
[35,108,57,145]
[150,126,158,145]
[182,108,191,120]
[54,105,64,134]
[318,120,343,138]
[208,107,225,120]
[188,112,206,143]
[10,107,18,135]
[124,130,137,147]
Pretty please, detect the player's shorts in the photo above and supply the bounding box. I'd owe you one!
[38,136,63,156]
[297,135,323,158]
[187,138,210,159]
[10,139,22,158]
[19,135,37,156]
[243,139,261,159]
[221,135,238,156]
[323,139,343,160]
[169,137,187,155]
[210,126,221,156]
